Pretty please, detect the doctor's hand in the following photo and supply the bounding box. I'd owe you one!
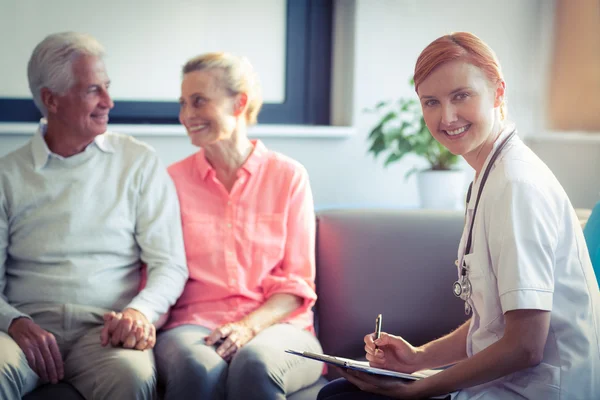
[205,320,256,362]
[100,308,156,350]
[364,332,421,373]
[335,367,421,399]
[8,317,64,384]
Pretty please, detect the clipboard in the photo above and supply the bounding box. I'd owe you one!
[285,349,441,380]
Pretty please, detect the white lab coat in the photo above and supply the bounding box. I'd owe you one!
[454,125,600,400]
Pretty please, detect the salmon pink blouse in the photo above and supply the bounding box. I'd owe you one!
[164,140,317,333]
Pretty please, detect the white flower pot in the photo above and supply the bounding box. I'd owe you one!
[417,170,465,210]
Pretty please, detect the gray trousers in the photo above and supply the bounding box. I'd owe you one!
[0,303,156,400]
[154,323,323,400]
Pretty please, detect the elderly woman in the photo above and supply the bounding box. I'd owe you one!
[317,32,600,400]
[153,53,323,400]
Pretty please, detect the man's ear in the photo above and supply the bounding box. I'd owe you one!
[494,80,506,108]
[41,88,59,114]
[233,92,249,118]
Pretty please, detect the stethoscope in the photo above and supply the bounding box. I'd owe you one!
[453,129,517,315]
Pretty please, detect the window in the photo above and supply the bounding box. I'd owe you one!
[0,0,333,125]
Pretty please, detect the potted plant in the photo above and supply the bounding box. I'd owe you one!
[366,80,465,209]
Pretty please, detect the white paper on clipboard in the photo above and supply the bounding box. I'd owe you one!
[285,349,440,380]
[284,349,456,399]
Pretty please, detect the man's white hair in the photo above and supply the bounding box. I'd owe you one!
[27,32,105,116]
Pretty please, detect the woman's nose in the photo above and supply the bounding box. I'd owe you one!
[441,104,458,125]
[180,105,194,123]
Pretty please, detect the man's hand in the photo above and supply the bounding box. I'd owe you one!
[100,308,155,350]
[205,321,257,361]
[8,318,64,384]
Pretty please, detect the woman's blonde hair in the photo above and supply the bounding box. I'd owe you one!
[182,52,263,125]
[414,32,507,120]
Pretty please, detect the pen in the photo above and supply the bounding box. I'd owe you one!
[375,314,382,349]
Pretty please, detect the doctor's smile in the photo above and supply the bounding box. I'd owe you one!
[442,123,471,139]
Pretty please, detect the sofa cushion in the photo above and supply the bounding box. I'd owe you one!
[315,209,469,366]
[23,383,84,400]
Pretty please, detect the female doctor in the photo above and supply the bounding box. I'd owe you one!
[318,32,600,400]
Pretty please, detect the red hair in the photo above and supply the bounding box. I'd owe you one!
[414,32,506,119]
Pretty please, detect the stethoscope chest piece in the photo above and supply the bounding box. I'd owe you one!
[453,280,464,297]
[452,269,472,299]
[453,271,472,315]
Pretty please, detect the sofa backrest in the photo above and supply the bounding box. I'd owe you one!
[315,209,469,360]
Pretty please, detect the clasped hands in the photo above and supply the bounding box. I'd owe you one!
[100,308,156,350]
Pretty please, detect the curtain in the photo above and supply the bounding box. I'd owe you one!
[548,0,600,131]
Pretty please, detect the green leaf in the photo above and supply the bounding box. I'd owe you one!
[367,111,397,139]
[368,124,383,140]
[384,152,404,167]
[375,100,390,110]
[396,136,413,153]
[379,110,397,125]
[368,134,387,156]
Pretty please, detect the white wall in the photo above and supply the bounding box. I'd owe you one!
[526,138,600,209]
[5,0,595,209]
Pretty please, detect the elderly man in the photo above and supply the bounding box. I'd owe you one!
[0,32,188,399]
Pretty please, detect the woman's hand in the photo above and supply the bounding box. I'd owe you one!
[205,320,257,361]
[336,367,421,399]
[364,332,421,373]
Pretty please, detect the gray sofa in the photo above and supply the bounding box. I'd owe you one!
[24,209,469,400]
